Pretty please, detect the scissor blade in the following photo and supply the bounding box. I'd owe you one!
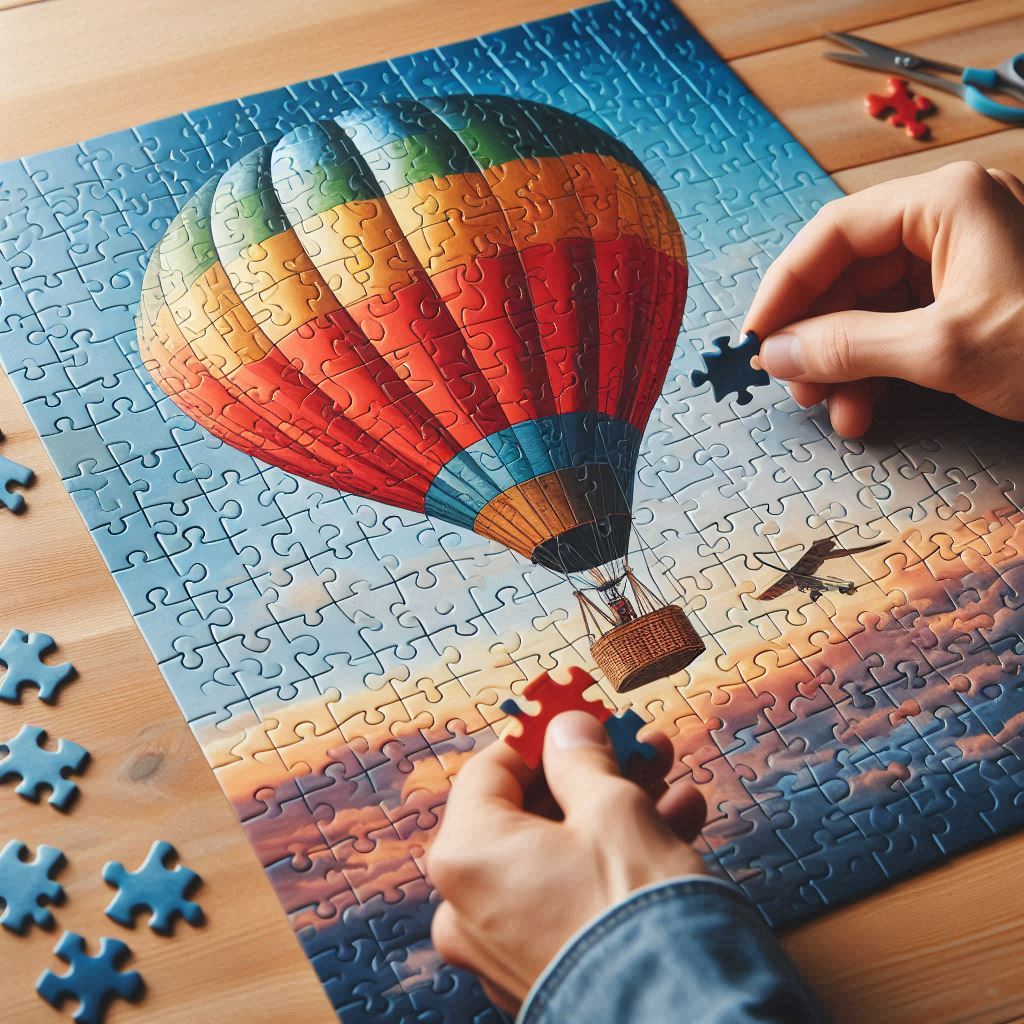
[825,44,964,98]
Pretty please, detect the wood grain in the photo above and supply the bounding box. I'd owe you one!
[1,0,1023,1021]
[0,372,336,1023]
[681,0,966,60]
[733,0,1024,172]
[834,126,1024,190]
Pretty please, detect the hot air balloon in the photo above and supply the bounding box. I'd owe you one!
[137,94,705,692]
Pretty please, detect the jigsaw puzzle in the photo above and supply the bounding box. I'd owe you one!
[2,0,1024,1020]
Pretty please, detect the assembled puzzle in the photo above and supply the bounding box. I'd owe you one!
[2,0,1024,1020]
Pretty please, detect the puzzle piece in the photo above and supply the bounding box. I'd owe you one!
[501,667,612,769]
[604,709,660,770]
[0,628,76,703]
[865,78,935,140]
[0,428,34,512]
[0,452,34,512]
[690,333,770,405]
[36,931,143,1024]
[0,725,89,809]
[103,840,203,935]
[0,839,65,933]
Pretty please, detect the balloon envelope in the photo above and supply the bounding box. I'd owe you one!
[138,96,687,574]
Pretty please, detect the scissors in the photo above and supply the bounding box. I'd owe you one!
[825,32,1024,125]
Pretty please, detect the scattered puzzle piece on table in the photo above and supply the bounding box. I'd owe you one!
[37,932,143,1024]
[865,77,935,140]
[0,725,88,810]
[0,628,76,704]
[690,333,770,405]
[0,839,65,934]
[501,667,612,769]
[103,840,203,935]
[0,453,34,513]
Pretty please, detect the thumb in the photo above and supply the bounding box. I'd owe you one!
[758,308,926,385]
[542,711,627,818]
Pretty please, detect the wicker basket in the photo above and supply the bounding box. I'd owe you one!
[591,604,705,693]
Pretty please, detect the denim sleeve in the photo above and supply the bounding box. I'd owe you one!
[517,876,828,1024]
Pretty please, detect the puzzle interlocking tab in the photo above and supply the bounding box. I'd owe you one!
[0,628,76,704]
[0,725,89,810]
[103,840,203,935]
[36,932,143,1024]
[0,839,65,934]
[2,0,1024,1020]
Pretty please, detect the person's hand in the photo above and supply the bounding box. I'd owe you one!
[427,711,707,1013]
[747,162,1024,438]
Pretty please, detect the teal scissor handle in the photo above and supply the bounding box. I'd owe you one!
[962,66,1024,124]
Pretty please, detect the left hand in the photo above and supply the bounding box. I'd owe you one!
[428,710,707,1013]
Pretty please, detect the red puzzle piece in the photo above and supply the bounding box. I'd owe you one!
[865,77,935,140]
[502,667,612,769]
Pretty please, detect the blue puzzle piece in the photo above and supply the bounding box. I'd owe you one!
[103,840,203,935]
[36,931,143,1024]
[690,332,770,405]
[0,628,76,704]
[0,724,89,810]
[0,839,65,933]
[0,452,34,512]
[604,709,659,769]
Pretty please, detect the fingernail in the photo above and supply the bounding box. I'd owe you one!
[759,333,805,379]
[547,711,609,750]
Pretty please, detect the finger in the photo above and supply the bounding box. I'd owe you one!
[758,307,927,386]
[655,781,707,842]
[623,728,674,801]
[744,175,941,340]
[788,380,830,408]
[826,380,876,438]
[542,711,633,820]
[988,167,1024,206]
[446,735,539,821]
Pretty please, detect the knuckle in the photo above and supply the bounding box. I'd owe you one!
[942,161,991,196]
[819,314,857,377]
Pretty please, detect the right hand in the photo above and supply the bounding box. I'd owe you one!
[746,162,1024,438]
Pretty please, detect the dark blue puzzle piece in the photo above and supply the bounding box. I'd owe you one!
[36,931,143,1024]
[103,840,203,935]
[0,628,76,704]
[0,839,65,933]
[0,724,89,809]
[690,332,769,405]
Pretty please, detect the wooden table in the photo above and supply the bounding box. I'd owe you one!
[1,1,1022,1021]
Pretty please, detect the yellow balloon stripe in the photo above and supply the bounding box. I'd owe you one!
[141,151,683,376]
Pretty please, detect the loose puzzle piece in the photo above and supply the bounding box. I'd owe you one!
[0,724,89,809]
[103,840,203,935]
[36,932,143,1024]
[604,709,660,770]
[502,676,659,772]
[0,453,34,513]
[865,77,935,140]
[0,628,76,704]
[0,839,65,933]
[501,667,612,769]
[691,333,770,405]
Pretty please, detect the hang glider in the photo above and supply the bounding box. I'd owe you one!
[753,538,885,602]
